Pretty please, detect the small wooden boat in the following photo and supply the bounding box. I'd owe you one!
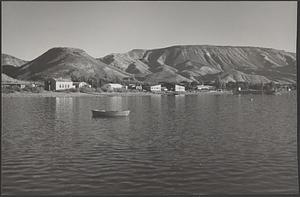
[92,110,130,117]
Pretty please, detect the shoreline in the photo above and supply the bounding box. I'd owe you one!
[1,90,233,98]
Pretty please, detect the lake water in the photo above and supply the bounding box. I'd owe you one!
[2,93,298,195]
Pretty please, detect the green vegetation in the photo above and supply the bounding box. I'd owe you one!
[100,86,128,93]
[2,86,20,93]
[22,85,44,93]
[1,85,44,94]
[79,87,95,93]
[95,88,103,93]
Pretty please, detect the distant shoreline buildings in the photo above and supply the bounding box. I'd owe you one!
[2,75,296,95]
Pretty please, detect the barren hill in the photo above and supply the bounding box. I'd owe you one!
[2,54,27,67]
[102,45,296,84]
[2,45,296,85]
[2,54,28,78]
[15,47,131,81]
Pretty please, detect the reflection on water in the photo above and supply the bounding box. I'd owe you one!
[105,96,127,111]
[55,97,73,119]
[2,93,298,195]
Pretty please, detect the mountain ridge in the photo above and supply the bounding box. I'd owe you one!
[101,45,296,84]
[2,45,296,85]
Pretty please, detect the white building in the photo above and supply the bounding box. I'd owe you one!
[150,84,161,92]
[128,84,142,90]
[45,78,75,91]
[161,86,168,91]
[73,81,91,88]
[102,83,123,91]
[197,85,215,91]
[175,84,185,92]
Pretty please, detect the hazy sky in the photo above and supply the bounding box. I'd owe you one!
[2,1,297,60]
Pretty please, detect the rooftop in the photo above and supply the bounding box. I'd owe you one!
[51,77,72,82]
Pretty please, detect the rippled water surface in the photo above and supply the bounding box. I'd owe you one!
[2,93,298,195]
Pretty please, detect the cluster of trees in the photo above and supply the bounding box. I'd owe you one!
[71,74,107,88]
[2,85,22,93]
[214,76,226,89]
[224,81,296,92]
[2,85,44,94]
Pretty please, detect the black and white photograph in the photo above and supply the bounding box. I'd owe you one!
[1,1,298,195]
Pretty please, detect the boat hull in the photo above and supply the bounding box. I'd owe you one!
[92,110,130,117]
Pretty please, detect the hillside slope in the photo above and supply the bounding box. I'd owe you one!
[101,45,296,84]
[2,73,30,84]
[2,54,27,67]
[2,54,28,78]
[15,47,131,81]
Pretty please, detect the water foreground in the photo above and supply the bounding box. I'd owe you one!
[2,93,297,195]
